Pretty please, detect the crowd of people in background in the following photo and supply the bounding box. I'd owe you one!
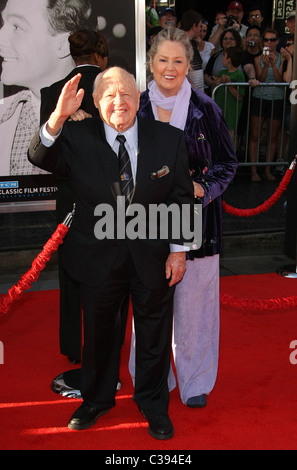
[146,1,295,181]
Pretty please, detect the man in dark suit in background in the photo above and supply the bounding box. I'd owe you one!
[40,30,108,366]
[28,67,194,439]
[40,30,109,124]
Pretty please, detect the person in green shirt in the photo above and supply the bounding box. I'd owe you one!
[146,1,159,29]
[145,0,159,50]
[213,46,245,146]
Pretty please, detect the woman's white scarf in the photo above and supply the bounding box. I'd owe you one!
[148,77,191,131]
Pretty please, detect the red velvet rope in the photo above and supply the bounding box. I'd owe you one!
[0,224,69,316]
[223,162,296,217]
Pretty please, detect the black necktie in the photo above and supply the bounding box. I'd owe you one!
[116,134,134,205]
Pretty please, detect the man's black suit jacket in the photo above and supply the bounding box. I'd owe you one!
[28,117,194,290]
[40,65,101,124]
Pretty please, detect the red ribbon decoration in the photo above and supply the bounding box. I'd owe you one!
[223,159,296,217]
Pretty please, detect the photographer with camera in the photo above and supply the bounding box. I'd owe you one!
[226,1,248,36]
[209,2,248,52]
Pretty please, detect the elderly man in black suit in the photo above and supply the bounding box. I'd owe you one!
[28,67,194,440]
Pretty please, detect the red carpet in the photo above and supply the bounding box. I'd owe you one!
[1,273,297,450]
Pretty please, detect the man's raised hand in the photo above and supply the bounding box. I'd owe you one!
[47,74,85,136]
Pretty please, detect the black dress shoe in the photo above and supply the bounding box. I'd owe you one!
[68,401,110,430]
[142,412,174,440]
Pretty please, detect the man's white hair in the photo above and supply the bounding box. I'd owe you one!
[93,66,137,100]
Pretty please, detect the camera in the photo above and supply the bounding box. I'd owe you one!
[263,46,270,56]
[226,15,237,27]
[248,40,256,47]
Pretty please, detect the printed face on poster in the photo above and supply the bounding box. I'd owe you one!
[0,0,145,209]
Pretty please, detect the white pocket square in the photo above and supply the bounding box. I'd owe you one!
[151,165,170,179]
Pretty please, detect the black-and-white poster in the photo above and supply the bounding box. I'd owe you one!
[0,0,144,207]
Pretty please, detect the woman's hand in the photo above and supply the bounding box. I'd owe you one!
[262,53,270,66]
[268,52,278,66]
[280,47,290,61]
[69,109,92,121]
[193,182,205,198]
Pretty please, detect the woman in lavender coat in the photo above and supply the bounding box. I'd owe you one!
[129,27,238,407]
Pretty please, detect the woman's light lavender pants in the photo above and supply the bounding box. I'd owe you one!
[128,255,220,404]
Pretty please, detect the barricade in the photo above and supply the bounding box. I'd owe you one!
[212,82,297,291]
[212,82,290,169]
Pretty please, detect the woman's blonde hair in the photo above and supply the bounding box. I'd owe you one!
[149,27,194,64]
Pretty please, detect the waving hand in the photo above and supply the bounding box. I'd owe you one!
[47,74,84,136]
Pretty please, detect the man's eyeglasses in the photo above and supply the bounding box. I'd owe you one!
[263,37,277,42]
[286,42,294,46]
[249,14,261,19]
